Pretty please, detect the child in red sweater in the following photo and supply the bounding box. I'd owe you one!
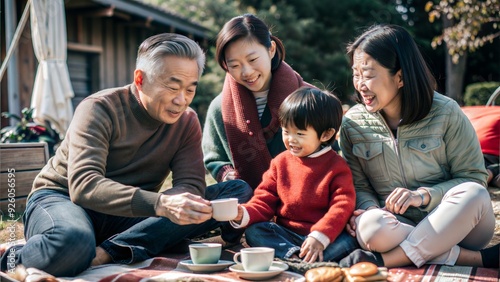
[230,87,358,263]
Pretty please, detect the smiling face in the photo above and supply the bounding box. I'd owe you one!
[352,49,403,119]
[135,56,199,124]
[224,38,276,92]
[282,124,333,157]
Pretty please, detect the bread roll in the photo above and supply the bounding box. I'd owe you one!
[305,266,343,282]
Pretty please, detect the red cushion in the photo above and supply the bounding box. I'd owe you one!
[461,106,500,156]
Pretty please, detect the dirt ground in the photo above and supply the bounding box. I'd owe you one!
[1,187,500,246]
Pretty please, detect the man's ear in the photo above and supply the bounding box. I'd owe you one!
[134,69,144,90]
[321,128,336,143]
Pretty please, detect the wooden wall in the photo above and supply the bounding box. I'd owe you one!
[1,0,34,128]
[1,0,208,128]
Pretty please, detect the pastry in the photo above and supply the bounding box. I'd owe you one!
[349,262,379,277]
[305,266,343,282]
[342,266,388,282]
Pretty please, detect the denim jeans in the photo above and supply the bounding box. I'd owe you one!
[1,179,252,277]
[245,221,359,262]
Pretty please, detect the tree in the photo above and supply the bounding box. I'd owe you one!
[425,0,500,103]
[147,0,497,108]
[239,0,408,103]
[149,0,408,106]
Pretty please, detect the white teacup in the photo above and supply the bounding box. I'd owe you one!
[211,198,238,221]
[189,243,221,264]
[233,247,275,271]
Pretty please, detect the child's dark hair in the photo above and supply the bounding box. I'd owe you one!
[279,87,343,145]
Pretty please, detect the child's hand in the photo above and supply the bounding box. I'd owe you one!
[299,237,324,263]
[346,208,370,237]
[232,205,244,223]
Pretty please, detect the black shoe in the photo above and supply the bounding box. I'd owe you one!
[480,243,499,268]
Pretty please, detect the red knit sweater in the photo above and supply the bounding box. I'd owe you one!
[243,150,356,242]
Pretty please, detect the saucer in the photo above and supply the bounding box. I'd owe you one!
[229,261,289,280]
[179,260,234,272]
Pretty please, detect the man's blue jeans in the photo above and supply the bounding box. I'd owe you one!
[245,221,359,262]
[3,180,252,277]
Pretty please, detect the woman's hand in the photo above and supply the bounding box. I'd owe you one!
[155,193,212,224]
[346,209,366,237]
[299,237,324,263]
[223,170,239,181]
[385,187,423,214]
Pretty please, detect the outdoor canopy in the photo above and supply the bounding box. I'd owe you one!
[30,0,74,138]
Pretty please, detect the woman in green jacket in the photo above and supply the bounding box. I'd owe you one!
[339,24,498,268]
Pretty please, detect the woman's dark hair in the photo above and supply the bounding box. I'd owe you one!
[216,13,285,72]
[347,24,436,125]
[279,87,343,145]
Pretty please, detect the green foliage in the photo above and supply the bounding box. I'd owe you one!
[146,0,498,105]
[1,107,60,156]
[426,0,500,64]
[230,0,410,102]
[463,81,500,106]
[148,0,409,104]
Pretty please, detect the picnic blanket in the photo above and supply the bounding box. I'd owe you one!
[74,257,304,281]
[70,257,500,282]
[2,250,498,281]
[1,239,498,281]
[389,265,499,282]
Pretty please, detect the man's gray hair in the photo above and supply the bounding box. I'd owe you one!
[136,33,205,81]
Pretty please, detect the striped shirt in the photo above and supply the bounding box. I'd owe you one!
[253,90,269,119]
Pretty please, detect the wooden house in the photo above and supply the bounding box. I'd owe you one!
[1,0,212,128]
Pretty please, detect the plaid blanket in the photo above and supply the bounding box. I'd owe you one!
[389,264,499,282]
[71,257,499,282]
[1,241,498,281]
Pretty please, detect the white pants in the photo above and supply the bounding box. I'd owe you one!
[355,182,495,267]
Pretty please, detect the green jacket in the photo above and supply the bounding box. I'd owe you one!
[339,93,488,223]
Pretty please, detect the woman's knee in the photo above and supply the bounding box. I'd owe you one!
[356,209,413,252]
[445,182,491,209]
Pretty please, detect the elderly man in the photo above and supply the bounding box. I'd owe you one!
[0,33,252,276]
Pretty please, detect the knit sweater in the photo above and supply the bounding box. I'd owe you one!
[31,84,206,218]
[242,149,356,242]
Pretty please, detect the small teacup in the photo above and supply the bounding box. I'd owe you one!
[233,247,275,271]
[211,198,238,221]
[189,243,221,264]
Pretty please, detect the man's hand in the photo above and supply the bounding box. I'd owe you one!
[155,193,212,225]
[299,237,324,263]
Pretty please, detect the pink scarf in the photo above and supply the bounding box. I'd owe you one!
[221,62,311,188]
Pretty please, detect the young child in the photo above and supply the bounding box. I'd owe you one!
[230,87,358,263]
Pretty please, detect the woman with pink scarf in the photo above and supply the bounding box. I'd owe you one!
[202,13,314,189]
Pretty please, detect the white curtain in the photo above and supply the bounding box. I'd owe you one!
[30,0,74,137]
